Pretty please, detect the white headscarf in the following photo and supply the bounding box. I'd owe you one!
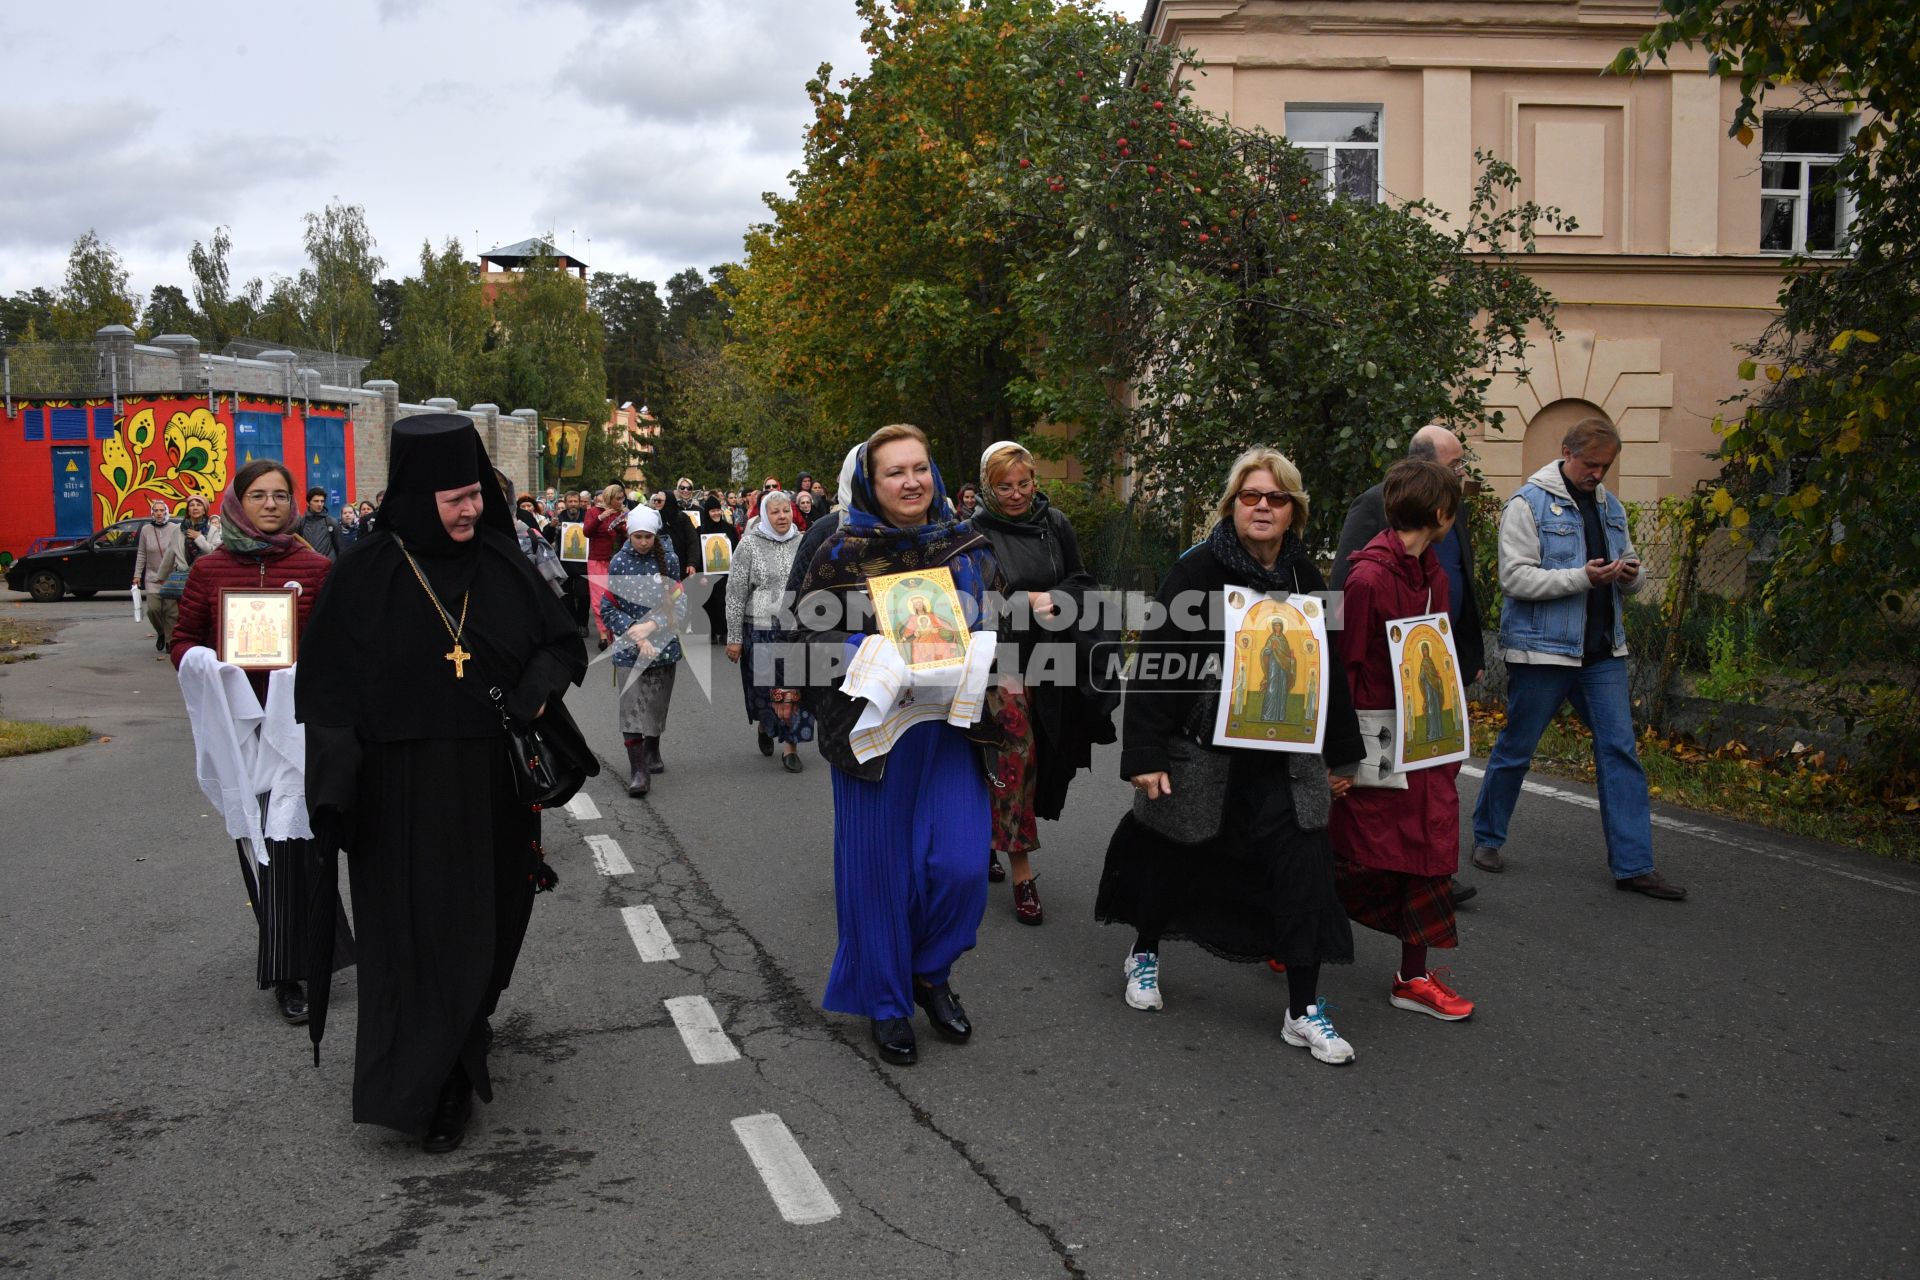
[835,443,862,510]
[630,505,663,535]
[753,489,799,542]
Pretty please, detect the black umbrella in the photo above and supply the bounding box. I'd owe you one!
[303,830,350,1066]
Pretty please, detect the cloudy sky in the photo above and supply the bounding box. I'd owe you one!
[0,0,1134,307]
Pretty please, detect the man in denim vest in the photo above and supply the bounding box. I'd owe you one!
[1470,418,1686,900]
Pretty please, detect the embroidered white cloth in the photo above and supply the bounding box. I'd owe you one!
[178,648,311,866]
[844,630,998,763]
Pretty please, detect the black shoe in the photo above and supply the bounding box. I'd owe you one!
[757,727,775,757]
[421,1076,473,1154]
[273,981,308,1026]
[1450,877,1478,906]
[154,635,166,653]
[625,739,650,796]
[914,983,972,1042]
[645,735,666,774]
[871,1017,917,1065]
[987,851,1006,883]
[1472,845,1505,873]
[781,749,803,774]
[1615,871,1687,901]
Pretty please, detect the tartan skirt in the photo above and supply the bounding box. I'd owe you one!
[1334,858,1458,948]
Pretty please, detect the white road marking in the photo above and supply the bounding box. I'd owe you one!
[563,793,601,821]
[1460,764,1918,896]
[665,995,740,1065]
[586,834,634,877]
[731,1113,841,1226]
[620,905,679,961]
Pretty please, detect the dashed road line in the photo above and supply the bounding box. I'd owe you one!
[586,833,634,877]
[731,1113,841,1225]
[563,793,602,821]
[665,995,741,1065]
[620,904,680,961]
[1460,763,1918,896]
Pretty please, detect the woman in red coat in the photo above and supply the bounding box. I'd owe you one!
[583,484,628,650]
[171,458,339,1024]
[1330,459,1475,1023]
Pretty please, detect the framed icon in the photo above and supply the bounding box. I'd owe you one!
[558,521,589,563]
[869,566,970,671]
[700,532,733,575]
[1213,589,1328,752]
[218,587,299,670]
[1386,611,1470,771]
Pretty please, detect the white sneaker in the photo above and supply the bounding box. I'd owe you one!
[1282,1002,1355,1064]
[1123,951,1163,1011]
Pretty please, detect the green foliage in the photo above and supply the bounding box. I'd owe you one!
[300,201,385,356]
[140,285,199,341]
[658,340,829,492]
[375,239,492,405]
[990,18,1567,537]
[491,253,610,470]
[0,287,56,347]
[593,271,668,412]
[1616,0,1920,784]
[732,0,1564,524]
[51,230,139,339]
[186,226,267,348]
[1695,606,1767,701]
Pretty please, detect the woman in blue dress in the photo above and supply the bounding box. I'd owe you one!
[791,423,1019,1066]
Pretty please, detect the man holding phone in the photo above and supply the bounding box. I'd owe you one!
[1470,418,1685,900]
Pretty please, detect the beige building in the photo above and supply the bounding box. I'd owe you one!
[1145,0,1857,501]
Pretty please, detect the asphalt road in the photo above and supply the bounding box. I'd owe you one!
[2,592,1915,1279]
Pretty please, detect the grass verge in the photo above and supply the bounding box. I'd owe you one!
[0,618,49,666]
[0,719,93,758]
[0,618,92,756]
[1470,704,1920,864]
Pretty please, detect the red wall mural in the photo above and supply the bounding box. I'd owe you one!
[0,396,356,561]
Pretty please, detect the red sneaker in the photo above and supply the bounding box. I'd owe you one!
[1266,959,1287,974]
[1389,969,1474,1021]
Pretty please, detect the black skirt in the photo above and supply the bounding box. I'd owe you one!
[346,737,538,1134]
[1094,752,1354,967]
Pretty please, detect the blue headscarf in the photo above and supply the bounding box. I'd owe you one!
[806,441,996,625]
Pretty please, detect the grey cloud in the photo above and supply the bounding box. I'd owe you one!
[0,103,332,266]
[535,133,781,275]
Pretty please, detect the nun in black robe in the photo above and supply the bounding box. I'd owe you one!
[297,415,586,1148]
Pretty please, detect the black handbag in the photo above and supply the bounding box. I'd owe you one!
[489,685,599,809]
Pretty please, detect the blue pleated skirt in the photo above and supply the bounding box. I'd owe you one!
[824,720,990,1021]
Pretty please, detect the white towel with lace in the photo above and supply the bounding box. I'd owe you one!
[178,649,310,865]
[844,630,998,763]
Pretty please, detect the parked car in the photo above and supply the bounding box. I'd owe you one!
[4,519,158,602]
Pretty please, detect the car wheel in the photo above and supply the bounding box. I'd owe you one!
[25,569,65,602]
[70,589,98,599]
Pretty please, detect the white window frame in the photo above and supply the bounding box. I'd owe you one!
[1759,113,1857,256]
[1285,103,1384,206]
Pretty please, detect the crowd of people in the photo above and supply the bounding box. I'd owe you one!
[162,409,1684,1153]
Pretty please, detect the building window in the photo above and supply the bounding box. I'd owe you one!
[1285,105,1382,204]
[1760,114,1853,254]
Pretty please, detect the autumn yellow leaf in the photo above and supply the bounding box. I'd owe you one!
[1710,487,1734,516]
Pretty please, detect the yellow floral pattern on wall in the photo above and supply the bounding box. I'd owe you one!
[96,405,231,525]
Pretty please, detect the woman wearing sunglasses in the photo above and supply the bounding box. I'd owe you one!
[1094,447,1366,1065]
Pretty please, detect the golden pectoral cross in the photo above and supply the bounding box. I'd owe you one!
[446,642,471,678]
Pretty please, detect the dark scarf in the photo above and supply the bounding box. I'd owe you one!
[973,490,1052,534]
[216,481,305,558]
[1206,517,1308,594]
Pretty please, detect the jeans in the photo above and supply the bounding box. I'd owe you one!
[1471,656,1655,879]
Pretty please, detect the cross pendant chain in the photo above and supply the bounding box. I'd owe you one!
[446,642,471,678]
